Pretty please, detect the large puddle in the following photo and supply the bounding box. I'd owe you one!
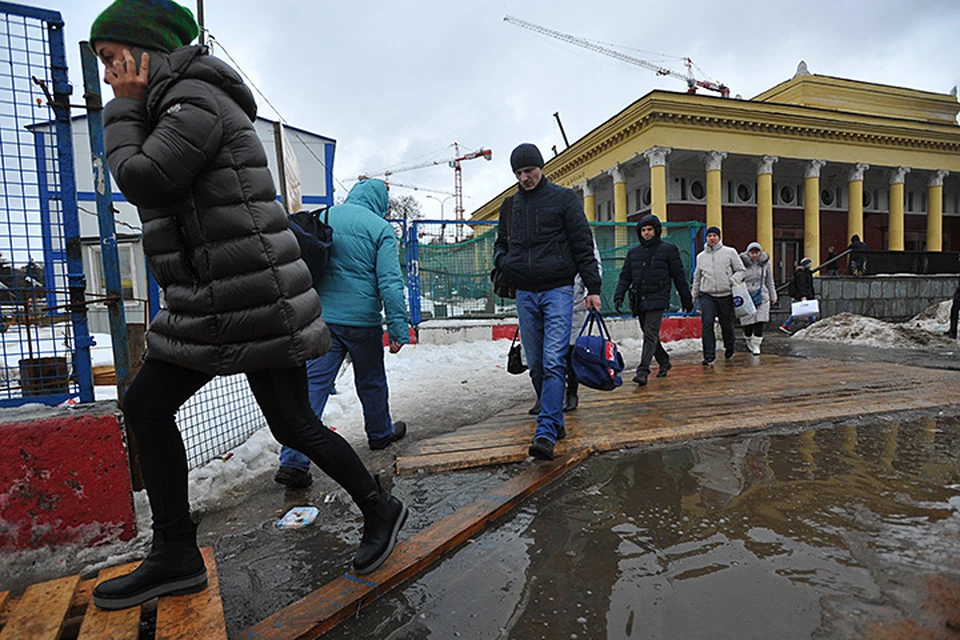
[323,416,960,639]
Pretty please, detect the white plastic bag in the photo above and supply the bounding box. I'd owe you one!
[731,282,756,318]
[791,299,820,317]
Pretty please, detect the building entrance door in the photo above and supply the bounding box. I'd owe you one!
[776,240,802,284]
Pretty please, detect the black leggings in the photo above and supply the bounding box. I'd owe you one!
[123,359,376,533]
[743,322,765,337]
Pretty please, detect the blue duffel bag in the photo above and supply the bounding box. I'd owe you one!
[572,309,624,391]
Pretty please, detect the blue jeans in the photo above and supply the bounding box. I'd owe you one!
[699,293,735,361]
[782,314,817,329]
[516,286,574,443]
[280,323,396,470]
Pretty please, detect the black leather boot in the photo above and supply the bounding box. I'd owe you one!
[528,398,541,415]
[353,477,408,575]
[93,523,207,610]
[563,377,579,413]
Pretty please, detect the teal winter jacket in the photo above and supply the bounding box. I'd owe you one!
[315,180,410,343]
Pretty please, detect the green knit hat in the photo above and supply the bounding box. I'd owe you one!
[90,0,199,53]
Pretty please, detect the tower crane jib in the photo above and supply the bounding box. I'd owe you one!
[503,15,730,98]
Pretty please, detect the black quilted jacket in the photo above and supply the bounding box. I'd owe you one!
[104,46,329,374]
[613,214,692,313]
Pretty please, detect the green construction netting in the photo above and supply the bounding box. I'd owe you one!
[400,220,704,324]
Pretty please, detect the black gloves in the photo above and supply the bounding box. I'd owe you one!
[614,299,623,313]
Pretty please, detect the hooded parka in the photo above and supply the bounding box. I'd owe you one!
[613,214,692,314]
[314,180,410,344]
[103,45,329,374]
[738,246,777,324]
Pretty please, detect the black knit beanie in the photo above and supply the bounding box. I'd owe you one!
[705,226,721,238]
[510,143,544,172]
[90,0,199,53]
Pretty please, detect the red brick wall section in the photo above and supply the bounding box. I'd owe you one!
[0,414,135,550]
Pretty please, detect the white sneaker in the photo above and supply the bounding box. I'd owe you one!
[752,336,763,355]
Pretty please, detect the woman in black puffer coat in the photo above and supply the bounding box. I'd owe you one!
[89,0,405,611]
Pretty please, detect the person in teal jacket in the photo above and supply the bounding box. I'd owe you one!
[276,179,411,488]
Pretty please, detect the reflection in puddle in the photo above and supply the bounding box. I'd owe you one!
[324,417,960,639]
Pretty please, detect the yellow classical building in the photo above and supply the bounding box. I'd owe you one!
[471,64,960,282]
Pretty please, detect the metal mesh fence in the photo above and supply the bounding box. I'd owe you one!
[178,374,264,470]
[403,219,703,324]
[0,5,93,407]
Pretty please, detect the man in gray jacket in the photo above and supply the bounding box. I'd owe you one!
[691,226,745,365]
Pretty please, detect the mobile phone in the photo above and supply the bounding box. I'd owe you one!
[126,46,148,74]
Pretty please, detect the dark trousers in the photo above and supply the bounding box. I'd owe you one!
[743,321,765,337]
[124,359,376,533]
[637,310,669,375]
[281,324,397,470]
[699,293,735,361]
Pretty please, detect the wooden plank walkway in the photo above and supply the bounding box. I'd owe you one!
[396,354,960,474]
[0,547,226,640]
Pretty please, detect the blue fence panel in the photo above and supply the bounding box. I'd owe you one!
[0,3,93,406]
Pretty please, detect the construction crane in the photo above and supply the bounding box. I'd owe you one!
[361,143,493,230]
[504,15,730,98]
[379,181,455,196]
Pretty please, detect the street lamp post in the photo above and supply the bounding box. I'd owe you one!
[425,195,456,243]
[425,194,455,218]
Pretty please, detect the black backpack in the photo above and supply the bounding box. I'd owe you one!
[288,207,333,285]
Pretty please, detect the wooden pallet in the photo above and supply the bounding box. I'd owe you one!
[0,547,226,640]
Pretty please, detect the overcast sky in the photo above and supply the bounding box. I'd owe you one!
[39,1,960,219]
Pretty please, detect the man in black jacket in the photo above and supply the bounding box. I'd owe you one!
[613,214,693,386]
[493,143,602,461]
[780,257,817,334]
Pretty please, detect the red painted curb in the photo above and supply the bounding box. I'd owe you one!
[661,316,702,341]
[0,414,136,550]
[382,328,419,346]
[488,316,701,342]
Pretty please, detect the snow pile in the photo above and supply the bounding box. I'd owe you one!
[908,299,954,332]
[792,301,956,349]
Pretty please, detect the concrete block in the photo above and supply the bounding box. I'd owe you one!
[895,282,908,299]
[844,282,858,299]
[0,409,134,550]
[837,299,852,313]
[882,281,895,298]
[857,282,871,298]
[870,281,883,298]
